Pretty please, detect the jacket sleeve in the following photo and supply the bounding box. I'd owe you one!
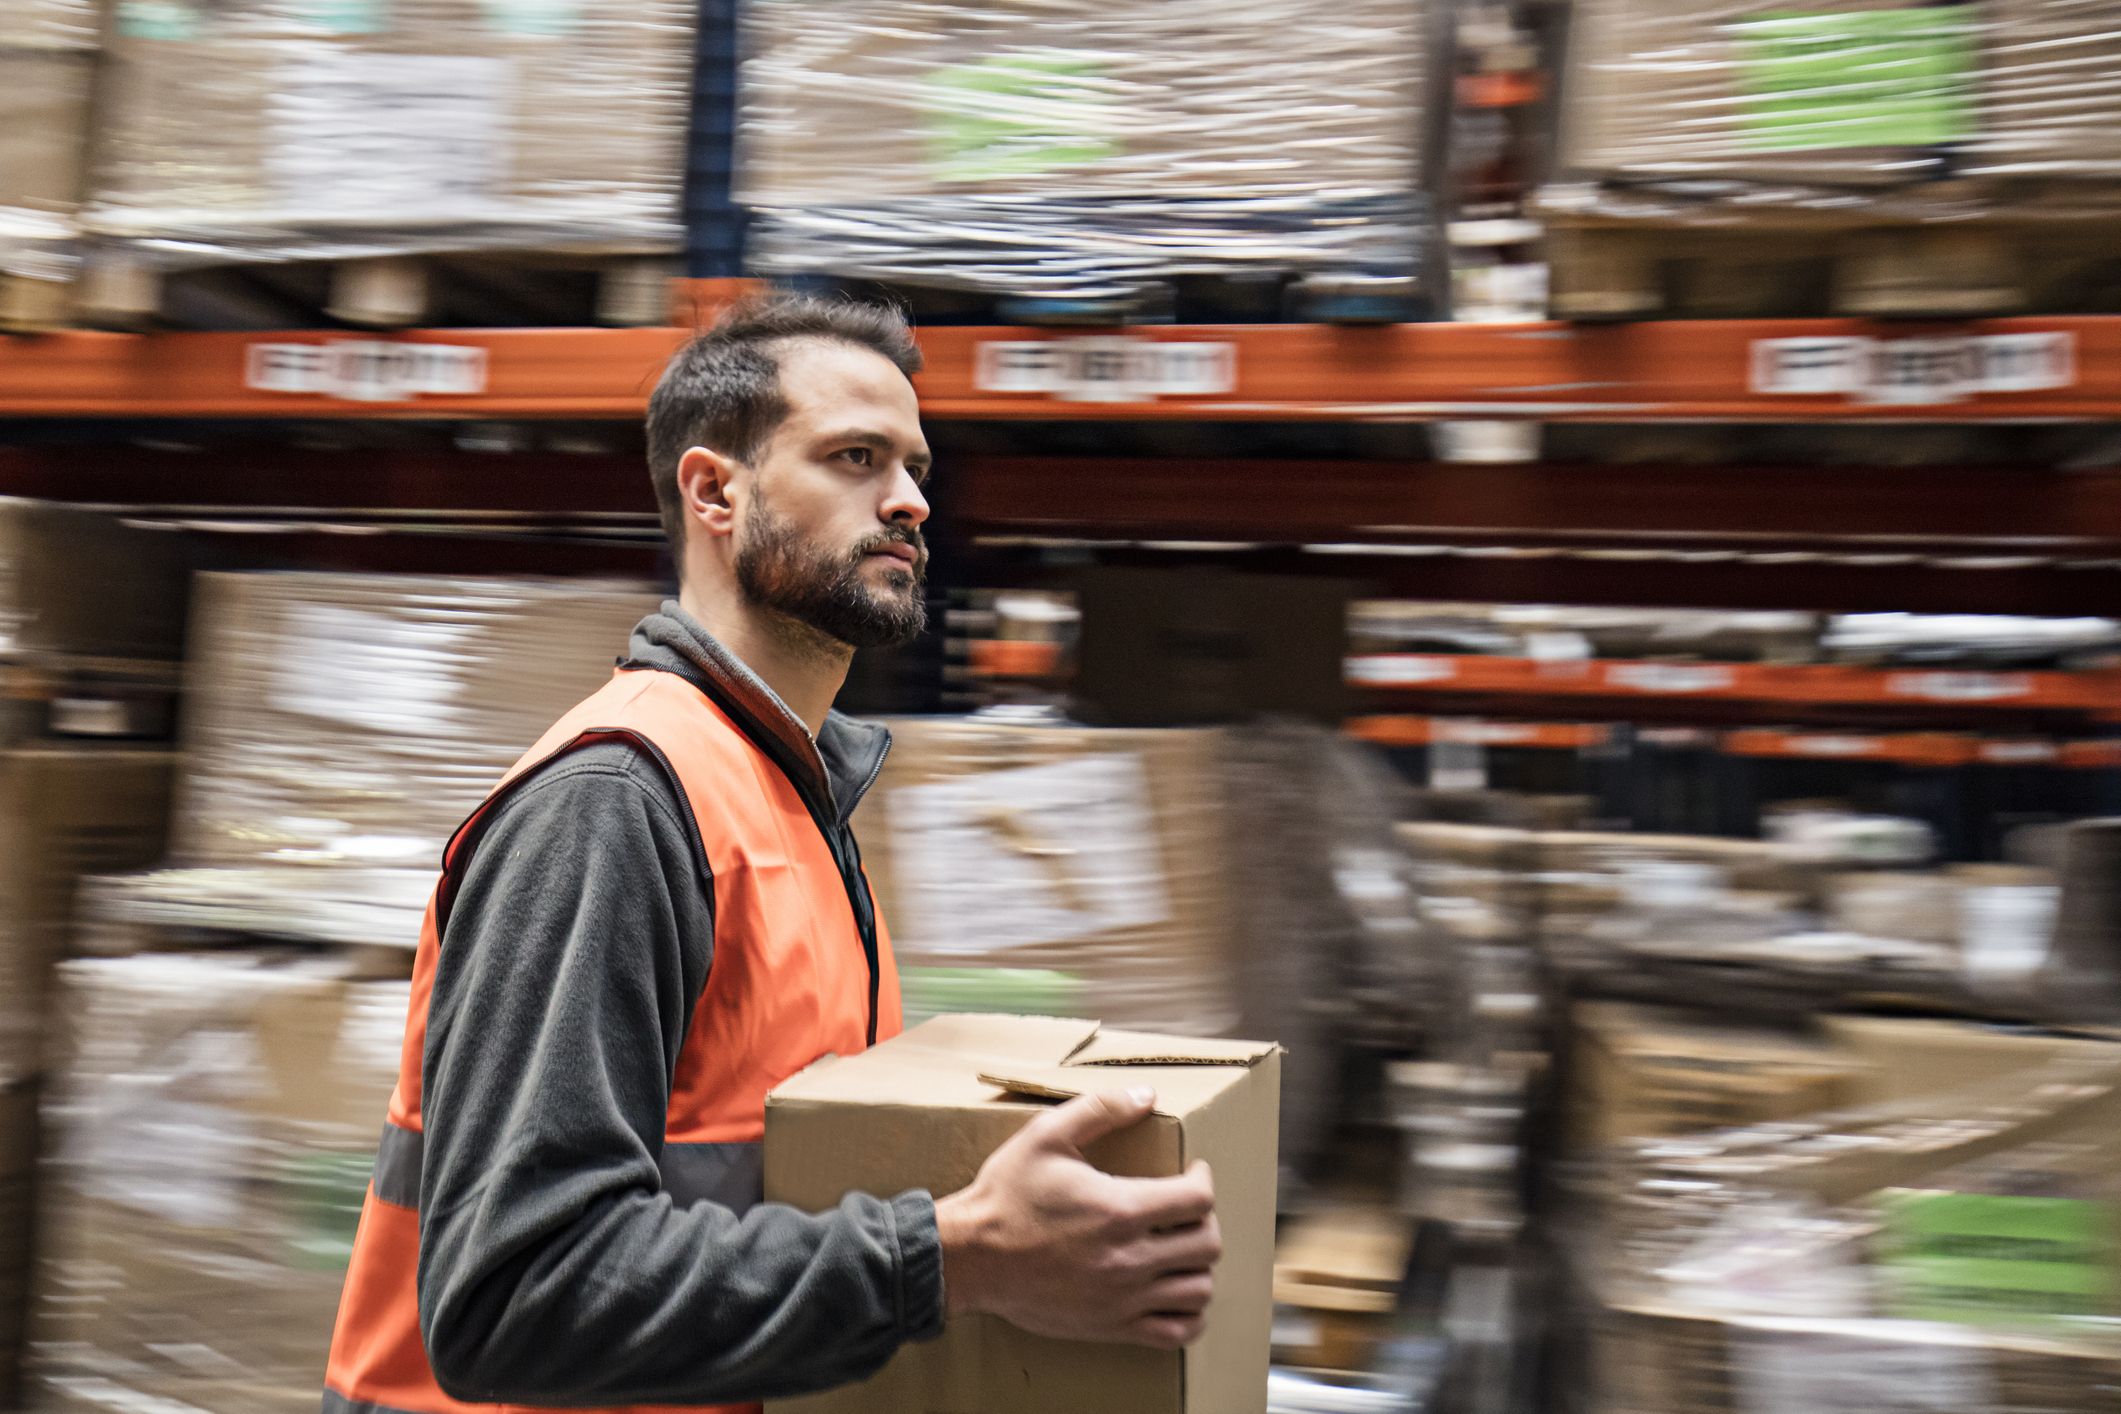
[415,742,944,1406]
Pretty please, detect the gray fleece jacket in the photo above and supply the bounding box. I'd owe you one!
[412,603,944,1407]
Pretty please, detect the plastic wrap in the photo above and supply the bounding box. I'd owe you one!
[737,0,1436,301]
[97,573,657,947]
[863,715,1240,1036]
[29,952,407,1414]
[1571,1043,2121,1413]
[84,0,692,265]
[0,0,97,285]
[1550,0,2121,224]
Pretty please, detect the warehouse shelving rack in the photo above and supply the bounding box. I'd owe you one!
[0,302,2117,422]
[1,281,2117,737]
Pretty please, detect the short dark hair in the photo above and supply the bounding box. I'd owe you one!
[644,292,923,554]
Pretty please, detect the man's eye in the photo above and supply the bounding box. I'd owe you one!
[841,447,873,467]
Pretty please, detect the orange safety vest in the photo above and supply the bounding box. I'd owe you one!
[323,666,902,1414]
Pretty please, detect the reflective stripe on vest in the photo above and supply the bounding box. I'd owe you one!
[323,668,901,1414]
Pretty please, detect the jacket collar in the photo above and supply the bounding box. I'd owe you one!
[623,602,891,827]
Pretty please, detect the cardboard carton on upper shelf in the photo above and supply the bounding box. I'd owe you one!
[765,1014,1281,1414]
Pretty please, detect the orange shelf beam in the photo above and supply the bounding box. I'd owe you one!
[2,315,2121,421]
[1348,654,2121,712]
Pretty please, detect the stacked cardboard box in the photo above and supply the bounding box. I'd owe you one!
[94,573,658,948]
[738,0,1437,304]
[84,0,692,265]
[1562,1001,2121,1413]
[29,952,407,1413]
[865,717,1241,1037]
[0,504,189,1406]
[1271,1206,1416,1373]
[0,0,96,325]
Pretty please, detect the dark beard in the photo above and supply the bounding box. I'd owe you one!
[735,499,928,650]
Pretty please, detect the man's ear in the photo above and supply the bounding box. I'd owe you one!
[677,446,740,540]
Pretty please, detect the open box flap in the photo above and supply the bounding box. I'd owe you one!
[1072,1030,1282,1067]
[979,1031,1282,1115]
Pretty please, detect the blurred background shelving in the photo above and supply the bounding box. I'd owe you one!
[3,0,2121,1410]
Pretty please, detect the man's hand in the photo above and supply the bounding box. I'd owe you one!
[933,1087,1221,1350]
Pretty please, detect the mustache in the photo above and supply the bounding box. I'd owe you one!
[852,527,926,562]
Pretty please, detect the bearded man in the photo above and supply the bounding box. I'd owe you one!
[320,295,1222,1414]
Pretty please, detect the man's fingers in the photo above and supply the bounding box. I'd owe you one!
[1137,1270,1214,1317]
[1141,1212,1222,1272]
[1032,1088,1157,1152]
[1126,1160,1215,1231]
[1129,1312,1208,1351]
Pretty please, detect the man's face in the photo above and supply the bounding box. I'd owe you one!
[733,340,933,650]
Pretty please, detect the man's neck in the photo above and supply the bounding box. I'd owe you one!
[677,583,851,739]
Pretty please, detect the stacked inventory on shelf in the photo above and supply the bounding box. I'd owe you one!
[19,0,699,327]
[736,0,1445,320]
[1392,793,2121,1414]
[1543,0,2121,316]
[0,0,96,328]
[0,505,191,1409]
[13,566,668,1414]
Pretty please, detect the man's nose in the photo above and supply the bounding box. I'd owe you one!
[882,467,930,527]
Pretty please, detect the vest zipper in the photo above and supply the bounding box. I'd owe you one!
[618,658,887,1049]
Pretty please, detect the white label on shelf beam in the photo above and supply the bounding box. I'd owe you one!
[1978,740,2059,764]
[1751,337,1869,395]
[245,341,488,402]
[975,337,1236,403]
[1974,332,2075,392]
[1788,735,1878,758]
[1750,333,2076,402]
[1603,662,1737,694]
[1861,338,1980,405]
[1346,655,1460,686]
[1886,671,2033,702]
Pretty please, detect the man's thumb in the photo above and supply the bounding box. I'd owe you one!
[1035,1086,1157,1151]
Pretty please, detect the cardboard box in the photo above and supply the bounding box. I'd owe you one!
[171,573,657,871]
[84,0,690,260]
[29,953,407,1413]
[1568,1003,1863,1149]
[0,50,93,255]
[1570,1003,2121,1152]
[1583,1290,2121,1414]
[864,719,1239,1036]
[1817,1013,2118,1111]
[765,1014,1281,1414]
[0,745,174,1076]
[739,0,1429,205]
[1977,0,2121,181]
[1271,1206,1412,1372]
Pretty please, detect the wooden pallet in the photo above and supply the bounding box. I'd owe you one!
[71,250,682,331]
[1545,210,2121,322]
[0,272,76,335]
